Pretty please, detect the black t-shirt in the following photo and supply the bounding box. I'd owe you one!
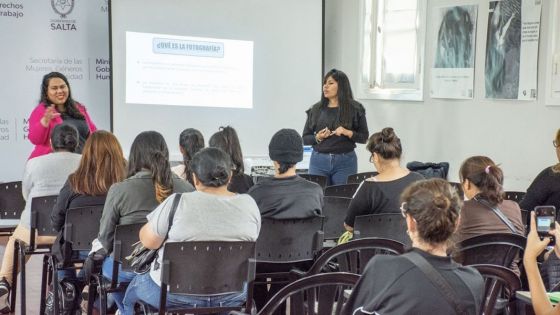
[248,175,323,219]
[343,248,484,315]
[228,173,254,194]
[520,166,560,211]
[345,172,424,227]
[61,114,89,153]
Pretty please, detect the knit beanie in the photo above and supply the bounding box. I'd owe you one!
[268,129,303,164]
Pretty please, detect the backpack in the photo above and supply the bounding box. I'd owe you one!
[44,279,81,315]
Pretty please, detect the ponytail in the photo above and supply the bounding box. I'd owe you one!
[459,156,504,205]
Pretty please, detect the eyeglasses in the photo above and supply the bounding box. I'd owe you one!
[369,154,374,163]
[554,140,559,148]
[400,202,407,218]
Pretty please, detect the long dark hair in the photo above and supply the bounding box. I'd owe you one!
[178,128,204,185]
[128,131,173,203]
[459,156,504,205]
[208,126,244,176]
[40,72,84,120]
[318,69,354,128]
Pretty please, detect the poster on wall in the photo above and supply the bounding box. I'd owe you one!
[430,5,478,99]
[485,0,541,100]
[0,1,110,181]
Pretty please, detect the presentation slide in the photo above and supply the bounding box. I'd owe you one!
[126,32,253,108]
[111,0,322,162]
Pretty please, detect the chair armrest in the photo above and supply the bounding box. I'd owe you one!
[229,312,250,315]
[289,267,307,280]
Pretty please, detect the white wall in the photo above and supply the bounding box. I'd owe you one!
[324,0,560,191]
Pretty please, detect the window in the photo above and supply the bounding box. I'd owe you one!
[359,0,427,101]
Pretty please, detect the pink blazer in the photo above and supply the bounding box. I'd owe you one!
[28,102,97,159]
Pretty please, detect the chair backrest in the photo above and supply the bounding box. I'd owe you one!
[347,172,378,184]
[471,264,521,315]
[353,213,411,247]
[448,181,464,200]
[322,196,351,240]
[306,238,405,275]
[113,223,144,270]
[256,216,324,263]
[452,233,526,267]
[63,205,104,250]
[504,191,526,203]
[0,181,25,219]
[257,272,360,315]
[161,241,256,314]
[299,174,328,190]
[30,195,58,236]
[324,184,360,198]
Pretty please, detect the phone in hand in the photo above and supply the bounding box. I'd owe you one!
[535,205,557,246]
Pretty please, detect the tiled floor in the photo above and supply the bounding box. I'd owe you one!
[0,236,45,315]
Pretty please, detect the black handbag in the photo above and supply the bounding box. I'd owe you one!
[127,193,182,274]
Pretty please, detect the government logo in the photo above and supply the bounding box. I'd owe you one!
[51,0,74,19]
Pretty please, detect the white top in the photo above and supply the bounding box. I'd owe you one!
[147,191,261,285]
[20,152,81,228]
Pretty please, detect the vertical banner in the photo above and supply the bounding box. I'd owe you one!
[0,0,110,181]
[430,5,478,99]
[485,0,541,100]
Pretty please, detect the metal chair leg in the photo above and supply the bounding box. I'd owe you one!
[19,242,26,315]
[40,255,50,315]
[9,241,19,313]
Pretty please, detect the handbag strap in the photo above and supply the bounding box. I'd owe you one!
[475,197,518,234]
[403,251,468,315]
[162,193,182,244]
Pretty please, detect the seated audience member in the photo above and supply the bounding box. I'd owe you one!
[171,128,204,185]
[343,179,484,315]
[248,129,323,219]
[121,147,261,314]
[344,127,423,231]
[0,124,81,312]
[456,156,525,242]
[51,131,126,275]
[524,212,560,315]
[90,131,194,312]
[209,126,254,193]
[520,128,560,211]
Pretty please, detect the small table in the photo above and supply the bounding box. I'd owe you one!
[516,291,558,315]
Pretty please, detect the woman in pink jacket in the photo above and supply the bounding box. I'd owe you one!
[28,72,97,159]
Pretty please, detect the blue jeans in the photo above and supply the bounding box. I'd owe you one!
[122,272,246,315]
[102,256,136,312]
[57,250,89,281]
[308,150,357,186]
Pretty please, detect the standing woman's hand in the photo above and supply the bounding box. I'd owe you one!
[40,105,60,127]
[315,127,331,143]
[332,126,353,138]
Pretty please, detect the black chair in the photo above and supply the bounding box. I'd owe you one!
[353,213,411,247]
[94,223,144,315]
[47,206,104,315]
[346,172,378,184]
[232,272,360,315]
[452,233,526,267]
[0,181,25,235]
[138,241,256,315]
[324,184,360,198]
[322,196,351,240]
[11,195,58,315]
[504,191,526,203]
[471,264,521,315]
[295,238,405,277]
[448,181,464,200]
[255,217,324,312]
[299,174,328,190]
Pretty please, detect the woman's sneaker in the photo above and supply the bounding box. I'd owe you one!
[0,278,10,314]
